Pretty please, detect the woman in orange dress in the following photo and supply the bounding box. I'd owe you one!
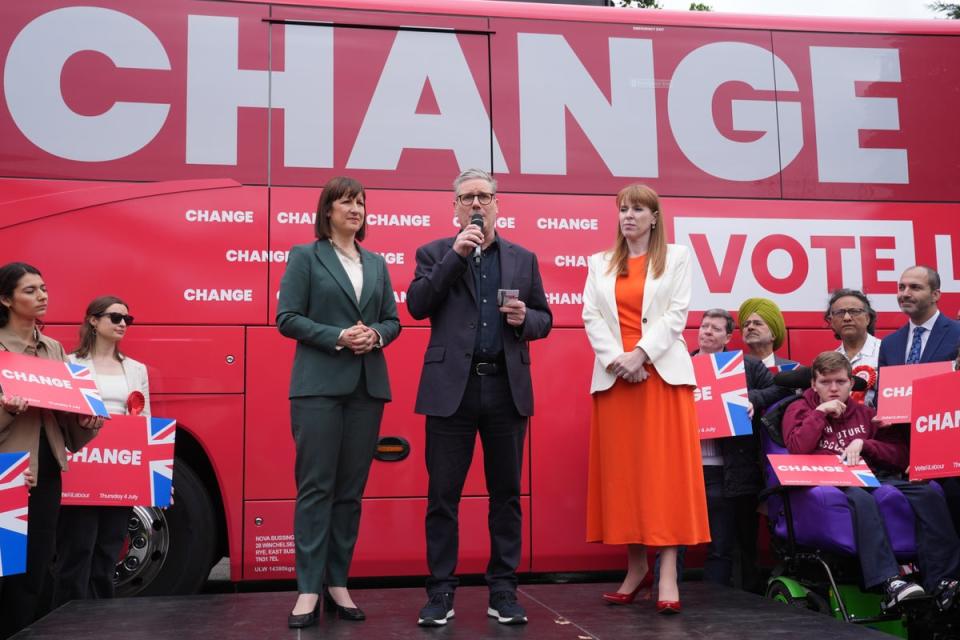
[582,184,709,614]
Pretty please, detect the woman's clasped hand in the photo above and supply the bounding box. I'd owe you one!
[606,348,650,383]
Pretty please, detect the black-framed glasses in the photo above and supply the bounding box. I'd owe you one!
[829,308,867,319]
[96,312,135,325]
[456,192,494,206]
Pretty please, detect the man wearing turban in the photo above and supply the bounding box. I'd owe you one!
[737,298,792,370]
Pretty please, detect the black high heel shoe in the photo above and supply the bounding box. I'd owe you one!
[288,599,321,628]
[324,587,366,621]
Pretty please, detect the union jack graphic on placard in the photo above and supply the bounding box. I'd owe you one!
[0,451,29,577]
[62,416,177,508]
[148,417,177,446]
[852,470,881,488]
[149,460,174,508]
[693,350,752,440]
[67,362,109,417]
[148,418,175,507]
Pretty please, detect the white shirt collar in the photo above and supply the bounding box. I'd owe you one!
[910,310,940,334]
[835,332,881,363]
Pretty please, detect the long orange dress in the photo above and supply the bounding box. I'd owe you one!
[586,255,710,546]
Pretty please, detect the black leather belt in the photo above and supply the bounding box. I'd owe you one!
[471,360,503,376]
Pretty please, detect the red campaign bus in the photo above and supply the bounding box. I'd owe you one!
[2,0,959,595]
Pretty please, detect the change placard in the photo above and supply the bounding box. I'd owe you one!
[767,454,879,487]
[693,350,752,440]
[62,415,175,507]
[0,451,29,577]
[876,361,954,424]
[0,350,108,417]
[909,370,960,481]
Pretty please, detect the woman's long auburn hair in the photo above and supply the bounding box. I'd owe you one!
[74,295,128,361]
[606,184,666,280]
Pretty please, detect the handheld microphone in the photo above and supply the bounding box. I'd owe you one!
[470,213,484,262]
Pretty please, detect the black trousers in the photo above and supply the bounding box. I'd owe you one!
[53,506,130,604]
[701,466,760,591]
[0,432,60,640]
[883,478,960,591]
[291,381,383,594]
[425,372,527,595]
[940,477,960,539]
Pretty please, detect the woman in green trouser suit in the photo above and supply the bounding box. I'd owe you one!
[277,177,401,628]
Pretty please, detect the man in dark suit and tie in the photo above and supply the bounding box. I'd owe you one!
[878,265,960,368]
[877,265,960,607]
[408,168,552,627]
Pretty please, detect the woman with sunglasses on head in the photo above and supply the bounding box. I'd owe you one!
[278,177,401,628]
[0,263,103,640]
[53,296,150,606]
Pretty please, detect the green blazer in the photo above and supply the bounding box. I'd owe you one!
[277,240,401,400]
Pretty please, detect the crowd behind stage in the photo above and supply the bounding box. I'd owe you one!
[1,170,959,636]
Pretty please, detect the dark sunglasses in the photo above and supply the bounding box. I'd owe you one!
[96,312,135,325]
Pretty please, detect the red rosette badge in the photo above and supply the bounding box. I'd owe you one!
[126,390,146,416]
[851,364,877,403]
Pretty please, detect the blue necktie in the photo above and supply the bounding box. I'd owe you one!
[906,326,926,364]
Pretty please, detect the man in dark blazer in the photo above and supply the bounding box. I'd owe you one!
[878,266,960,368]
[877,265,960,606]
[408,168,552,627]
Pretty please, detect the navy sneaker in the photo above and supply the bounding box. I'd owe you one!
[487,591,528,625]
[881,577,925,611]
[418,592,455,627]
[934,578,959,613]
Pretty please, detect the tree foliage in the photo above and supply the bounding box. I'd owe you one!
[930,2,960,18]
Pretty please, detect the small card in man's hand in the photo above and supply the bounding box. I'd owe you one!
[497,289,519,307]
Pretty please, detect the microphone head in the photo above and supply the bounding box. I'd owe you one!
[470,213,484,231]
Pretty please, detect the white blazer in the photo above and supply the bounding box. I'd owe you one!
[68,353,151,416]
[582,243,695,393]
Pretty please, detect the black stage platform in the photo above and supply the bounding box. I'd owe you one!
[17,582,888,639]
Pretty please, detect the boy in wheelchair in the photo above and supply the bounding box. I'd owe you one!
[780,351,960,614]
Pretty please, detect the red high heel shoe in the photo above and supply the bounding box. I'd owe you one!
[602,570,654,604]
[656,600,681,614]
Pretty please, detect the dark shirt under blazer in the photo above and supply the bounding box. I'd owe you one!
[407,235,552,417]
[277,240,401,400]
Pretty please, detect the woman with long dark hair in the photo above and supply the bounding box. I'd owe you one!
[53,295,150,605]
[582,185,709,614]
[0,263,103,639]
[277,177,401,628]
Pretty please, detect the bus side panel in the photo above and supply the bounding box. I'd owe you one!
[244,327,530,500]
[0,179,269,326]
[243,496,531,579]
[772,31,960,203]
[151,394,245,582]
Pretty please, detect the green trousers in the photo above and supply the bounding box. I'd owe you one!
[291,383,384,593]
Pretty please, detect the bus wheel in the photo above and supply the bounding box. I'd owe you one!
[115,459,217,596]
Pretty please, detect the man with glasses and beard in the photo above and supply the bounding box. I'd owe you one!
[407,168,552,627]
[825,289,880,406]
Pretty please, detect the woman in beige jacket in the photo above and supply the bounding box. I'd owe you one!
[54,295,150,606]
[0,262,102,640]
